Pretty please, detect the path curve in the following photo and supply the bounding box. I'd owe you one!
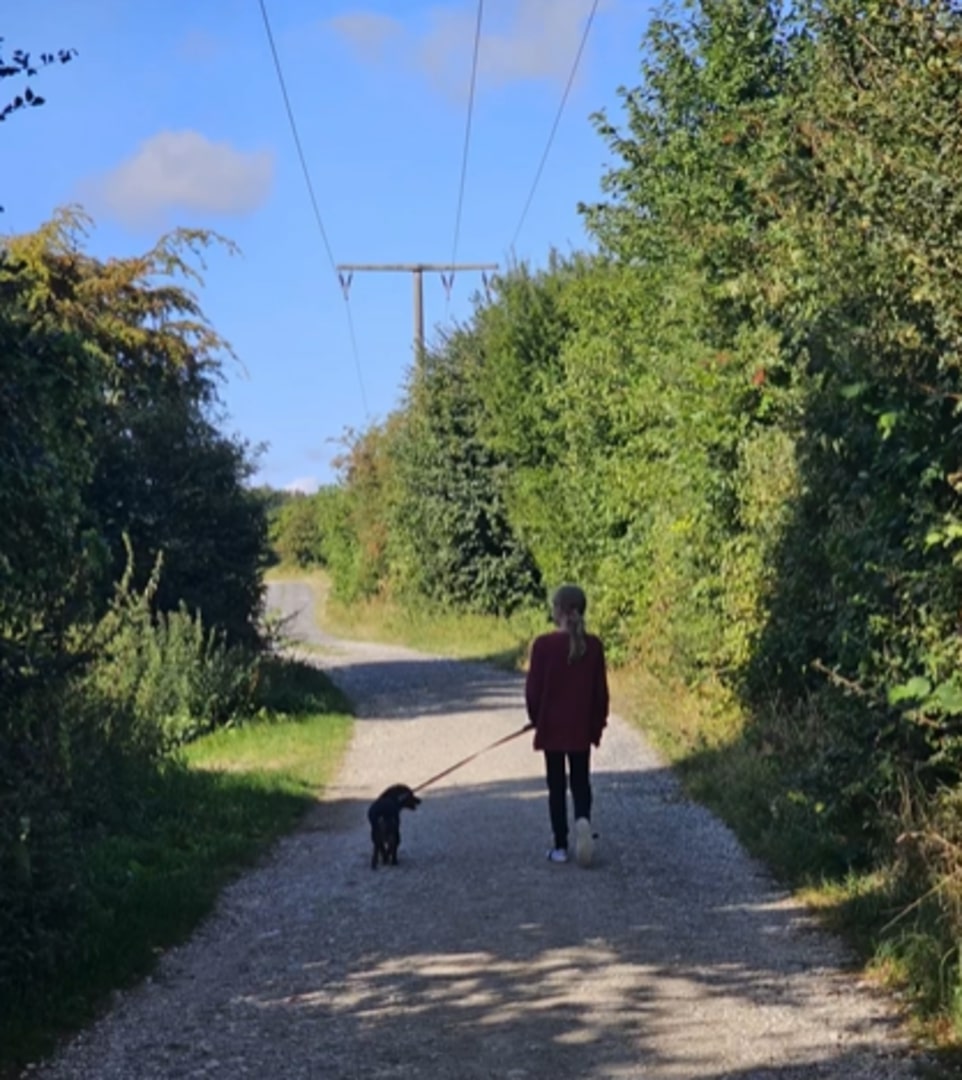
[34,581,920,1079]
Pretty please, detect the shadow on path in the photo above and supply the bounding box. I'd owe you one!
[235,769,914,1079]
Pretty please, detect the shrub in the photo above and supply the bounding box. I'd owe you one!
[82,549,258,752]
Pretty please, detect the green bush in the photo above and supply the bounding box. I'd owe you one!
[0,548,259,1027]
[82,551,258,752]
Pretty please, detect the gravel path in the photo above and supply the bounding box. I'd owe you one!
[32,581,921,1079]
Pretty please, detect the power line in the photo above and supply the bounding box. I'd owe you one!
[257,0,370,416]
[509,0,600,253]
[446,0,485,314]
[257,0,336,270]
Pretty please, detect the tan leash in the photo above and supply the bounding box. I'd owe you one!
[412,723,534,794]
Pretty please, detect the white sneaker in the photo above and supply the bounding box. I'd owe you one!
[574,818,594,868]
[547,847,568,864]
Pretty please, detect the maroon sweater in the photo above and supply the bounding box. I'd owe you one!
[525,631,609,753]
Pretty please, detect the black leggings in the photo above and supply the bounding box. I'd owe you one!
[544,750,591,850]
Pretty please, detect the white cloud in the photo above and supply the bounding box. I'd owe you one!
[329,11,402,62]
[284,476,320,495]
[328,0,610,96]
[82,130,274,229]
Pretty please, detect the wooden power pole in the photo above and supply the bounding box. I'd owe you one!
[336,263,499,363]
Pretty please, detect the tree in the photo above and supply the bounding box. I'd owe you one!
[1,209,267,1026]
[3,208,268,644]
[272,494,324,568]
[1,37,76,210]
[0,245,103,691]
[390,329,542,615]
[0,37,75,122]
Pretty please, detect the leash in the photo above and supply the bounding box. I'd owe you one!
[412,722,534,794]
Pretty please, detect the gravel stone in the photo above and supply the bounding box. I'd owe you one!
[31,581,924,1079]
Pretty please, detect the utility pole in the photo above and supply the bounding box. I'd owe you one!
[336,263,499,364]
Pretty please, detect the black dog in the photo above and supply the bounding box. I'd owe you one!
[367,784,421,869]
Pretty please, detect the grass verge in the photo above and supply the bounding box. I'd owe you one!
[2,657,352,1077]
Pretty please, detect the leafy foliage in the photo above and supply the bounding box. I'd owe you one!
[0,37,75,122]
[389,329,542,615]
[320,424,399,602]
[0,38,77,211]
[270,494,324,568]
[83,547,259,752]
[3,209,268,645]
[1,210,270,1040]
[0,244,105,689]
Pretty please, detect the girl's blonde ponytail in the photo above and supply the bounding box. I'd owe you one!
[552,583,588,663]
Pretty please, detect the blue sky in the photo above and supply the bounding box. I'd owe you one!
[4,1,653,491]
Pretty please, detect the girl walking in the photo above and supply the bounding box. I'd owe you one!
[525,584,609,866]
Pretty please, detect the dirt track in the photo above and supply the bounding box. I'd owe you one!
[33,581,921,1079]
